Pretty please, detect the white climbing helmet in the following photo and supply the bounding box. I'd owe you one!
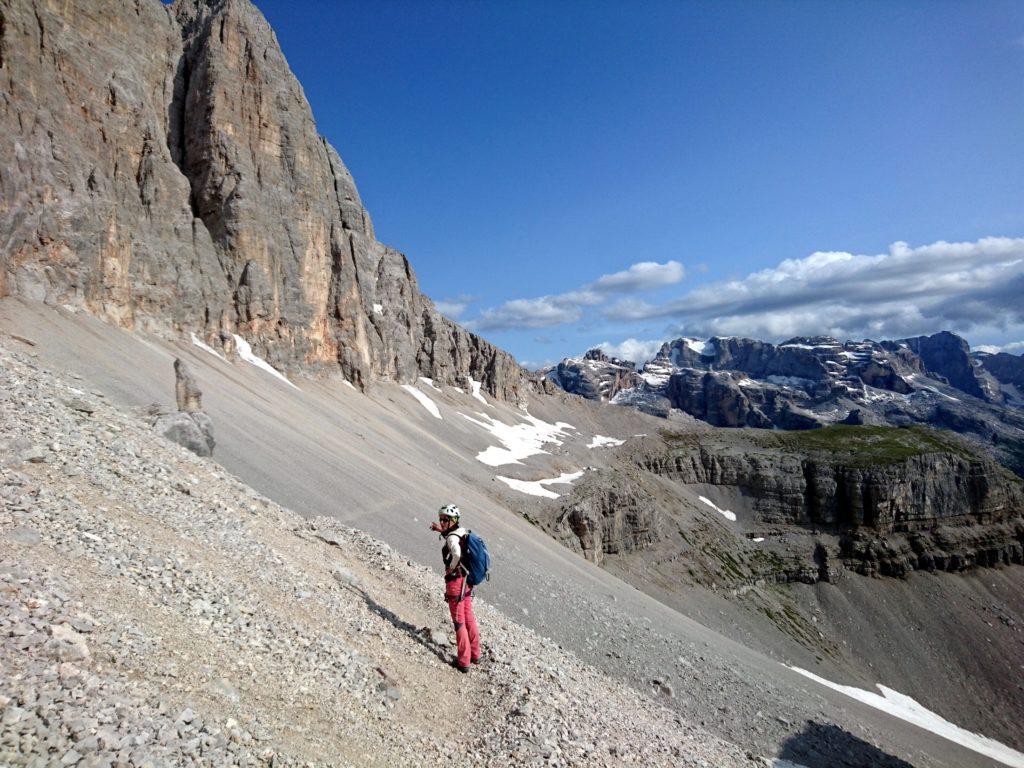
[438,503,461,521]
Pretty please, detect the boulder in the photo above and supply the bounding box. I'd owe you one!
[154,412,215,457]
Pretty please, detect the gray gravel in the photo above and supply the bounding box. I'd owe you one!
[0,341,753,767]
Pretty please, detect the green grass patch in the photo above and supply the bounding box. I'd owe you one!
[770,425,971,467]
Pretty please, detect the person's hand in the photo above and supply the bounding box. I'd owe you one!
[429,521,442,533]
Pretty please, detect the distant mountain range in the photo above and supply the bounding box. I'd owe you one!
[542,331,1024,475]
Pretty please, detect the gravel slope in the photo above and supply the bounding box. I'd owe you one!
[0,340,753,767]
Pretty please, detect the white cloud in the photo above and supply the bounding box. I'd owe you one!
[520,359,557,371]
[435,300,468,318]
[471,297,584,331]
[978,341,1024,355]
[469,260,685,332]
[434,294,478,319]
[597,338,664,365]
[590,261,685,293]
[604,237,1024,343]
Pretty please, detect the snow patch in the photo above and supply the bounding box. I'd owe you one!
[461,411,575,467]
[342,380,357,391]
[912,383,961,402]
[401,384,442,419]
[684,338,715,356]
[640,371,670,386]
[698,496,737,522]
[752,537,765,543]
[419,377,441,391]
[496,471,585,499]
[588,435,625,449]
[467,377,491,406]
[190,333,226,361]
[788,667,1024,768]
[232,334,299,389]
[372,303,383,314]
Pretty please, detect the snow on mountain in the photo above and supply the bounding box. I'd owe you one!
[543,331,1024,475]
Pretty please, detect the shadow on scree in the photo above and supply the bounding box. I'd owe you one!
[778,721,916,768]
[346,583,451,664]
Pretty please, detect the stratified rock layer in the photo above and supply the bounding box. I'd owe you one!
[0,0,522,399]
[552,427,1024,579]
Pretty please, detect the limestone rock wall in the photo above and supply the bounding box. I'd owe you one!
[0,0,523,399]
[639,446,1024,533]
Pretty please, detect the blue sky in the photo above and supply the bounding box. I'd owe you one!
[253,0,1024,367]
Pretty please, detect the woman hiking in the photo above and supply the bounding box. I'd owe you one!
[429,504,482,673]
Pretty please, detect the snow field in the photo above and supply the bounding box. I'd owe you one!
[467,376,491,406]
[588,435,625,448]
[496,470,586,499]
[401,384,442,419]
[698,495,737,522]
[788,667,1024,768]
[231,334,299,389]
[461,411,575,467]
[190,332,226,361]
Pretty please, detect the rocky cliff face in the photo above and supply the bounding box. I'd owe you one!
[544,348,642,403]
[642,430,1024,534]
[551,466,663,566]
[551,427,1024,581]
[890,331,1001,402]
[978,351,1024,406]
[0,0,523,399]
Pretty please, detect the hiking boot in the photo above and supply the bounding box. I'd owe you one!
[471,656,482,665]
[451,660,470,674]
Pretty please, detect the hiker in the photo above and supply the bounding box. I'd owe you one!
[429,504,481,673]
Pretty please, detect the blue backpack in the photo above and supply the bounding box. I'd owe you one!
[461,530,491,587]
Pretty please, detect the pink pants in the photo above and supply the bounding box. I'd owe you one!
[445,576,480,667]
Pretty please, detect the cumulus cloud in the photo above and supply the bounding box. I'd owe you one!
[434,294,478,319]
[519,359,558,372]
[597,338,664,365]
[978,341,1024,355]
[604,237,1024,342]
[435,300,467,318]
[468,260,684,332]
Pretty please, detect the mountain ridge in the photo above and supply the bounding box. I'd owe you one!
[544,330,1024,475]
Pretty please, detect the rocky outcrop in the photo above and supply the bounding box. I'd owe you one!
[0,0,522,400]
[890,331,1000,402]
[980,351,1024,389]
[174,358,203,413]
[543,349,642,403]
[667,370,776,429]
[154,410,215,457]
[152,357,215,456]
[551,468,663,564]
[641,432,1024,534]
[553,428,1024,584]
[839,522,1024,578]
